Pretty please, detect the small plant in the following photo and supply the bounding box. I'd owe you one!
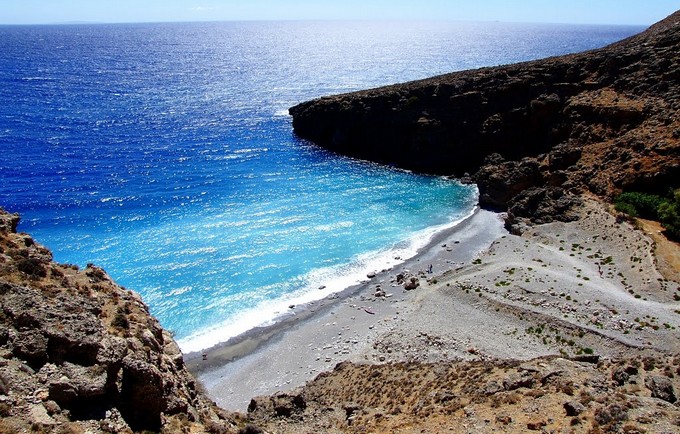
[112,307,130,329]
[404,95,420,108]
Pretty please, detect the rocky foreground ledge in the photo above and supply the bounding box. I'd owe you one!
[290,10,680,228]
[0,210,243,433]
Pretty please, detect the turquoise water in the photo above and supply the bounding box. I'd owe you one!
[0,21,643,351]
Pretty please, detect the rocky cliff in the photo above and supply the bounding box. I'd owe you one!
[290,11,680,224]
[0,210,241,433]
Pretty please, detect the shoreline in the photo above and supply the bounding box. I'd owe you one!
[186,208,508,410]
[179,203,478,357]
[190,200,680,413]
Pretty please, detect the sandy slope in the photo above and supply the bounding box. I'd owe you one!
[373,199,680,368]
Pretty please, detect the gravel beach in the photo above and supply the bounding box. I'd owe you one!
[188,208,507,410]
[189,200,680,412]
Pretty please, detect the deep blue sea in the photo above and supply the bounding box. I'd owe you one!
[0,21,643,352]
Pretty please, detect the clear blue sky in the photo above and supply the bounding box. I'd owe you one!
[2,0,678,25]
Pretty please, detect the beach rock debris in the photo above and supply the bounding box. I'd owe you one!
[395,272,420,290]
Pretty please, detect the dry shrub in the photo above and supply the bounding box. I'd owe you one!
[17,257,46,278]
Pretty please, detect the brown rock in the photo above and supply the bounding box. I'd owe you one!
[527,420,547,430]
[404,277,420,290]
[564,400,586,416]
[0,209,240,433]
[645,375,677,403]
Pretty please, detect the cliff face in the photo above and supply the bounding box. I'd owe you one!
[290,11,680,221]
[0,210,239,433]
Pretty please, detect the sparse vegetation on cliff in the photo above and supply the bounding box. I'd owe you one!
[614,191,667,219]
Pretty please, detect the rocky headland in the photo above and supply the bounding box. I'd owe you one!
[289,10,680,231]
[0,210,242,433]
[236,9,680,433]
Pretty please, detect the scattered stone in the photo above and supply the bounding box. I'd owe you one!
[483,380,503,396]
[594,403,628,425]
[238,424,265,434]
[403,277,420,290]
[527,420,547,430]
[645,375,677,403]
[503,373,535,391]
[564,400,586,416]
[29,404,56,427]
[495,413,512,425]
[612,365,638,385]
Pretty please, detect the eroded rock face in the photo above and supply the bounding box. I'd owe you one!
[0,210,239,433]
[290,10,680,222]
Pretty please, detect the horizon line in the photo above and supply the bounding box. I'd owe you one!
[0,17,652,27]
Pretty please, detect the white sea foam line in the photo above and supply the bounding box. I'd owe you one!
[177,206,477,354]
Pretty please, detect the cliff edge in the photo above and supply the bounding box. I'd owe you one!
[290,11,680,224]
[0,210,241,433]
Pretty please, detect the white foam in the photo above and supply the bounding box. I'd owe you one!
[177,206,477,354]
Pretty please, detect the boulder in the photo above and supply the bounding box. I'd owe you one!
[612,365,638,386]
[506,187,582,233]
[403,277,420,290]
[503,372,535,391]
[645,375,677,403]
[247,392,307,420]
[564,400,586,416]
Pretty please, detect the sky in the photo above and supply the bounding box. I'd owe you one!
[1,0,678,26]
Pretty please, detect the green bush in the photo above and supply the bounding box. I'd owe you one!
[614,201,638,217]
[658,189,680,239]
[614,192,665,220]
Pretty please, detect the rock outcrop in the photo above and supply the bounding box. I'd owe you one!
[247,356,680,434]
[290,10,680,225]
[0,210,240,433]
